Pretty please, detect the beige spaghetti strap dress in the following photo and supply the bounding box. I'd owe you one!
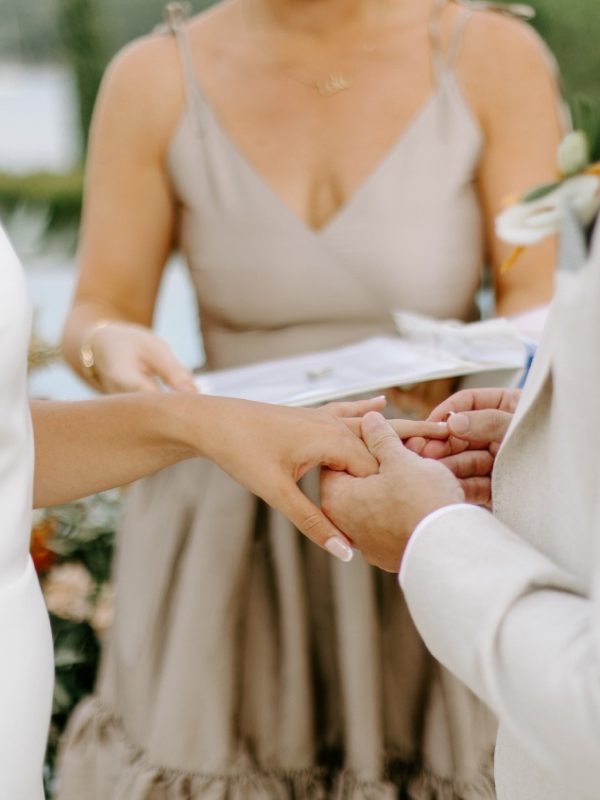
[57,3,500,797]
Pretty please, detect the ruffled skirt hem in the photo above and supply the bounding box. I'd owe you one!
[56,697,496,799]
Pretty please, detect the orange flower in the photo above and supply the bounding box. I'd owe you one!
[30,519,56,575]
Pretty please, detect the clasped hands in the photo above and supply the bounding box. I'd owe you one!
[320,387,521,572]
[77,317,521,572]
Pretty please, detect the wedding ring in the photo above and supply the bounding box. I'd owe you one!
[306,366,333,381]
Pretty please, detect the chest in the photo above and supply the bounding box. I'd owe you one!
[190,30,440,230]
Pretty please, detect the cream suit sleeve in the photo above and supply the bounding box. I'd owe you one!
[400,503,600,793]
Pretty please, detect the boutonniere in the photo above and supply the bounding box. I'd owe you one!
[496,129,600,273]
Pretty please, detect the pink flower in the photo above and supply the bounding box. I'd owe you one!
[42,563,94,623]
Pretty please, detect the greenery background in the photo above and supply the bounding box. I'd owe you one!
[2,0,600,228]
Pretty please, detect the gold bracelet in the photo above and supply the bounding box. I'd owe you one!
[79,320,110,381]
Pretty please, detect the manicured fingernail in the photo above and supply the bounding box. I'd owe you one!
[449,413,470,434]
[324,536,354,563]
[434,421,448,430]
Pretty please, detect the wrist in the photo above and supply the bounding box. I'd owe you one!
[160,392,221,461]
[79,319,111,387]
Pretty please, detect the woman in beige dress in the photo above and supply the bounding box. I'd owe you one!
[58,0,563,796]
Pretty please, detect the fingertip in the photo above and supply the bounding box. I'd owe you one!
[448,412,470,436]
[324,536,354,563]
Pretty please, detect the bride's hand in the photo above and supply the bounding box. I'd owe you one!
[192,395,449,561]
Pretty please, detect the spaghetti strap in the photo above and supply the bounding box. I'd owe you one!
[446,7,473,69]
[430,0,538,80]
[428,0,448,85]
[429,0,572,132]
[163,1,206,136]
[429,0,472,81]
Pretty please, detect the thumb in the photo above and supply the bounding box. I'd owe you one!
[360,411,407,467]
[448,409,512,446]
[147,343,197,393]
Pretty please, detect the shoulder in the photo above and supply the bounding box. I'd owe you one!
[95,2,230,122]
[99,33,182,117]
[91,31,187,155]
[461,8,557,80]
[454,7,562,124]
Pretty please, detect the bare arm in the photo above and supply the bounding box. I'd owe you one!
[460,12,565,316]
[30,395,409,559]
[61,35,195,392]
[31,395,196,507]
[389,17,562,419]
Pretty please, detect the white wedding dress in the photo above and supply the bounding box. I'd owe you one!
[0,226,53,799]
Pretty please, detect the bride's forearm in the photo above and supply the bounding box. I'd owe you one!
[30,393,214,508]
[30,393,441,559]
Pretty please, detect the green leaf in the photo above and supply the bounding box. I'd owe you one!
[572,93,600,161]
[521,180,563,203]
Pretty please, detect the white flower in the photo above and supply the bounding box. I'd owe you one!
[31,509,46,527]
[557,130,590,176]
[496,174,600,247]
[42,562,94,622]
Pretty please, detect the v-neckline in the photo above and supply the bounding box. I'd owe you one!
[189,79,446,238]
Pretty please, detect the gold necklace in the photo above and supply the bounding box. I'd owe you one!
[243,0,391,97]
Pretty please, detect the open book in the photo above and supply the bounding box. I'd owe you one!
[195,315,526,407]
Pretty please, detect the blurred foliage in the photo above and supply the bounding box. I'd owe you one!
[1,0,600,235]
[31,492,122,797]
[0,0,213,63]
[45,615,99,798]
[0,0,60,62]
[499,0,600,158]
[58,0,106,153]
[0,170,83,232]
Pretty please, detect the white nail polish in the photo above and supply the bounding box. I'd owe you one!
[324,536,354,563]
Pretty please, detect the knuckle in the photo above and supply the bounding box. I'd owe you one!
[373,431,396,451]
[301,512,326,539]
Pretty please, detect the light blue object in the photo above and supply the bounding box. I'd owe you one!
[518,339,538,388]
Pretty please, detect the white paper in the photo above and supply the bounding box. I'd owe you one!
[195,332,526,407]
[507,304,550,344]
[393,311,527,364]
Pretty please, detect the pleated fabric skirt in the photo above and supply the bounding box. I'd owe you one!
[57,457,497,799]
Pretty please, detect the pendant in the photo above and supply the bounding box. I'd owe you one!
[316,73,354,97]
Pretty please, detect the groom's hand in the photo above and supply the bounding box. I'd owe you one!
[321,412,464,572]
[405,388,520,506]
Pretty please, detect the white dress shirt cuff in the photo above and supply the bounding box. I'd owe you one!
[398,504,477,590]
